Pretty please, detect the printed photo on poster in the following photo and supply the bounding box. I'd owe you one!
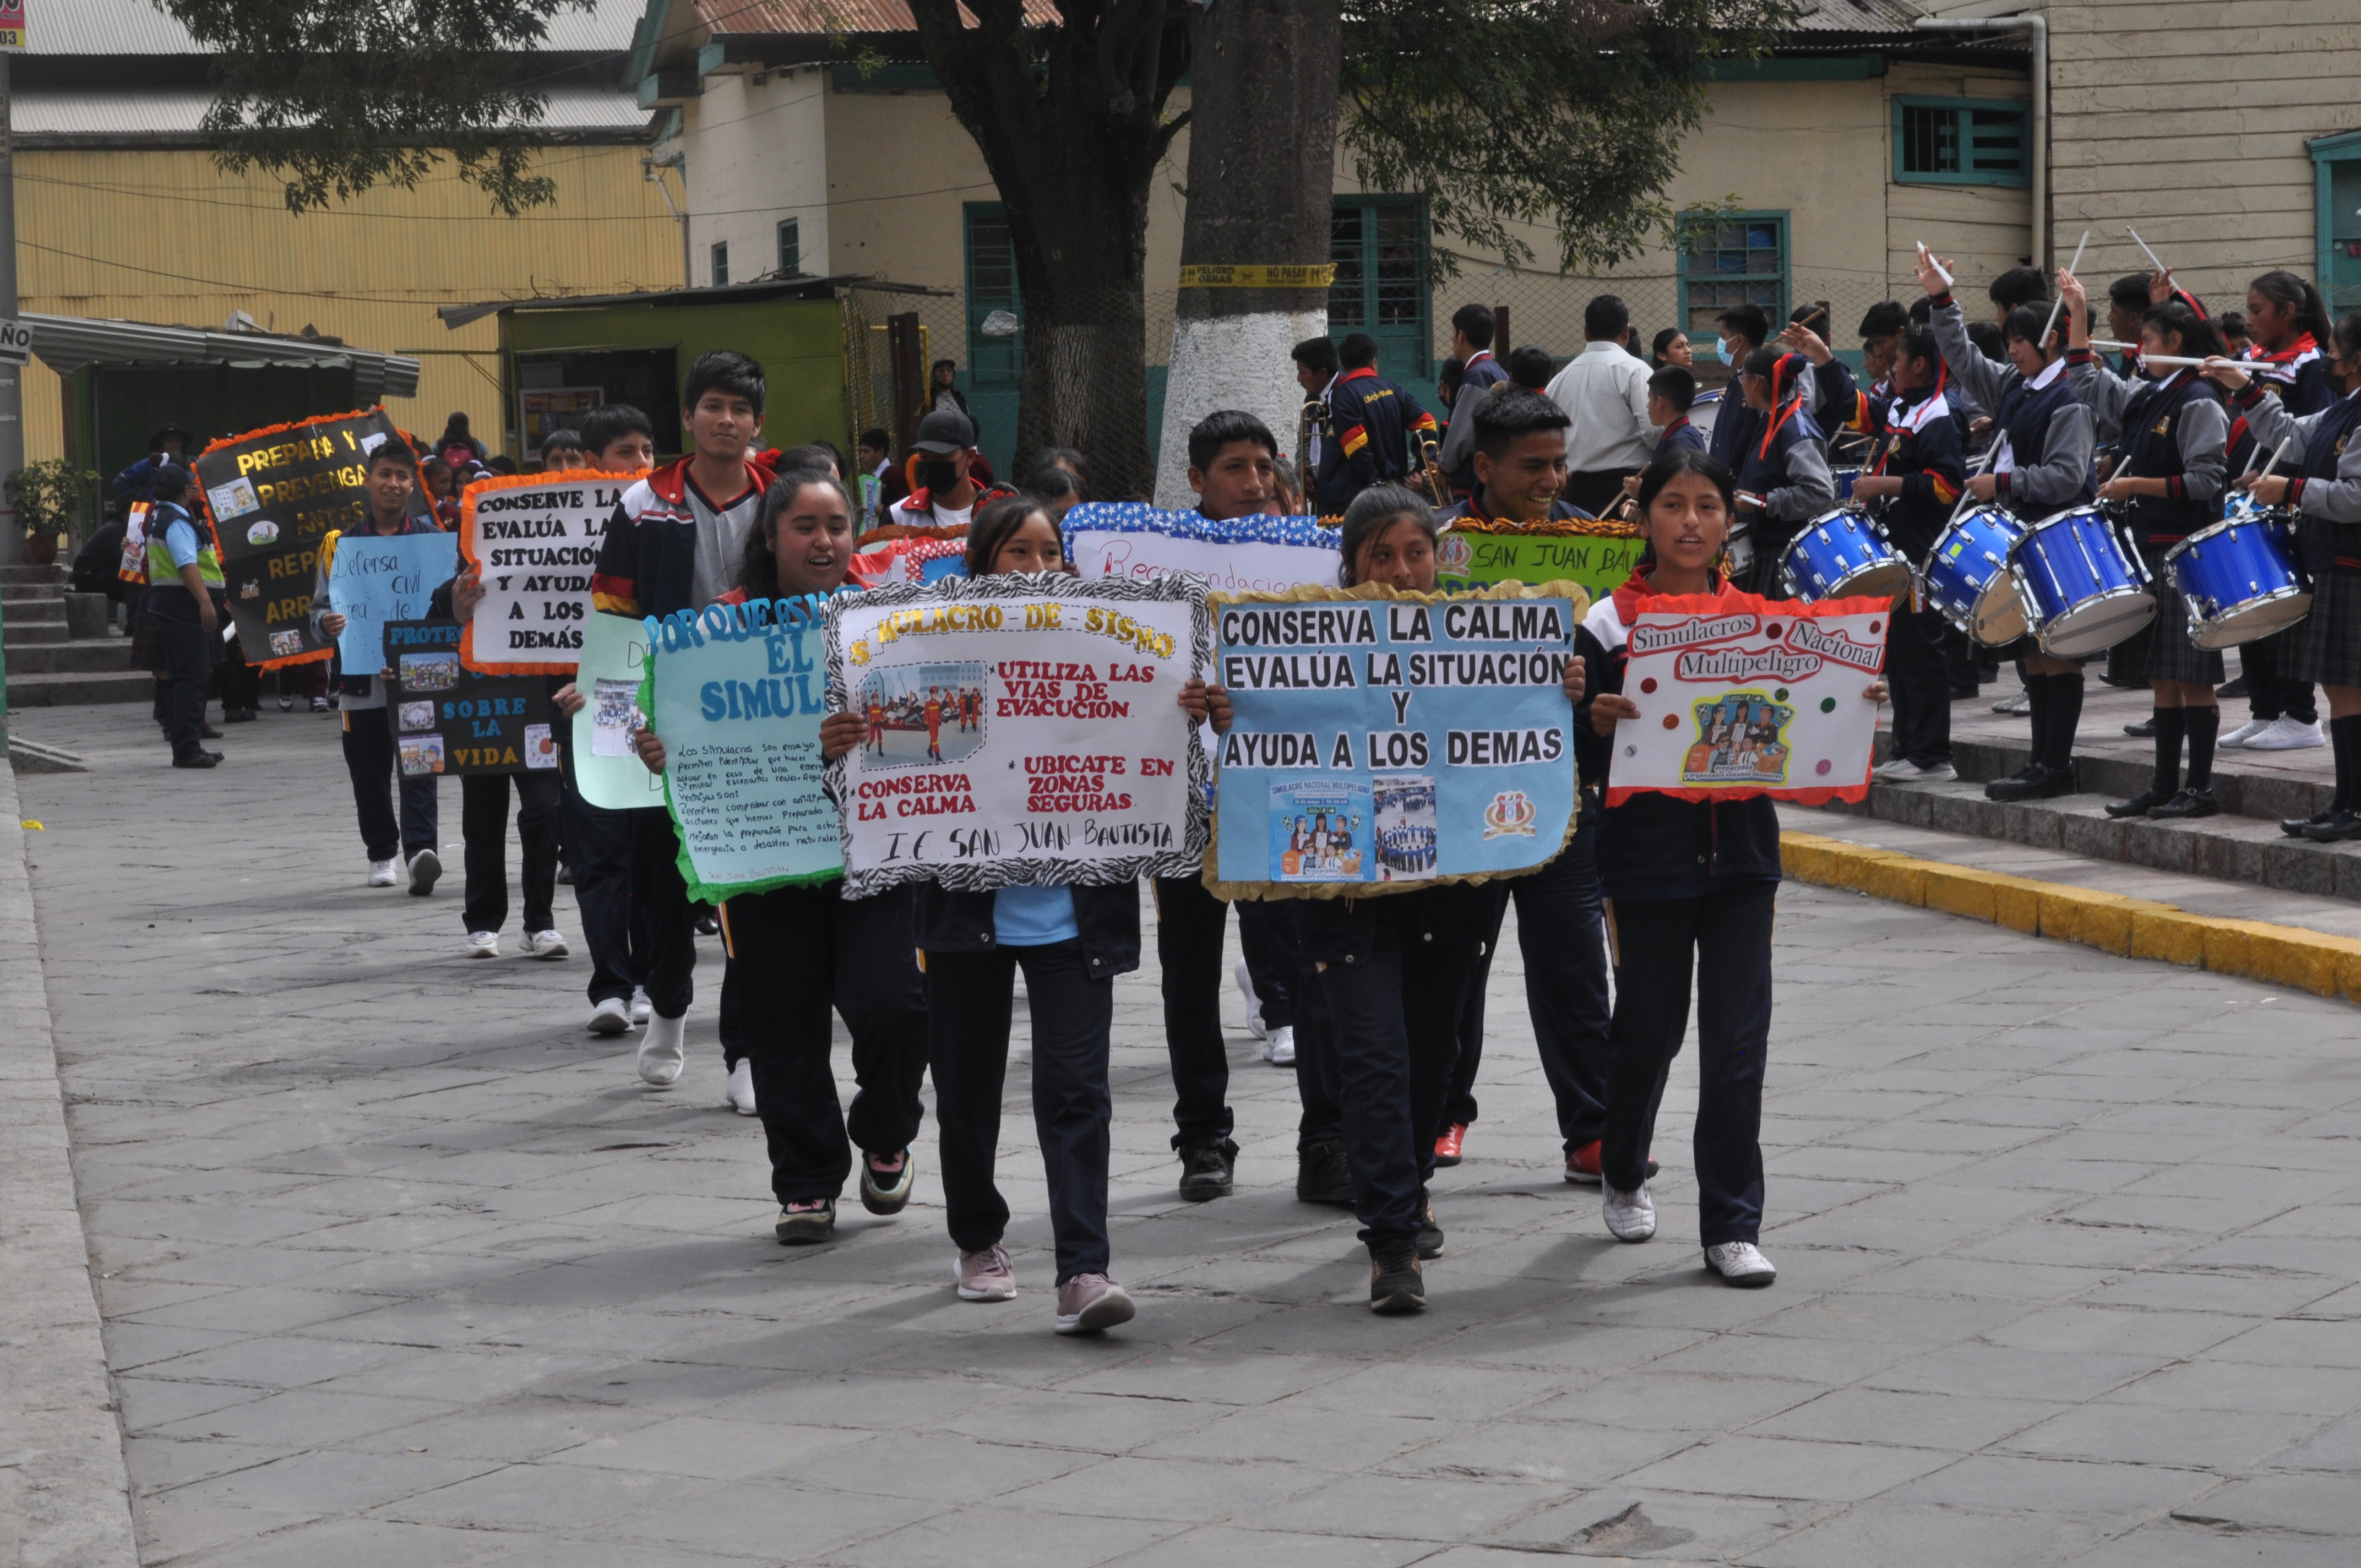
[1373,774,1438,881]
[400,734,445,776]
[397,700,436,732]
[1270,778,1368,882]
[591,677,641,757]
[400,651,460,691]
[852,661,988,766]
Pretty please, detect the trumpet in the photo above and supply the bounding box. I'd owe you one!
[1418,437,1451,509]
[1297,398,1328,471]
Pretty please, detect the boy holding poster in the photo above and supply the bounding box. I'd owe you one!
[1573,446,1886,1288]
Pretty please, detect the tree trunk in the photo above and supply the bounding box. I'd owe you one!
[1151,0,1342,508]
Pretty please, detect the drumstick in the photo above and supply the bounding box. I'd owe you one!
[2254,436,2297,491]
[2086,343,2216,370]
[2039,230,2091,350]
[2126,227,2169,281]
[1917,242,1952,290]
[1942,442,2001,530]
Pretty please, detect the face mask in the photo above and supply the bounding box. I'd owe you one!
[917,459,960,493]
[1715,336,1734,365]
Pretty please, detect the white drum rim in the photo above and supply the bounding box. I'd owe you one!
[2035,585,2155,658]
[1969,579,2030,646]
[2185,586,2313,651]
[1818,560,1915,603]
[2165,513,2293,565]
[2023,504,2112,533]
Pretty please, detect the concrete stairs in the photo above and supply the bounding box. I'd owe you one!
[2,565,149,707]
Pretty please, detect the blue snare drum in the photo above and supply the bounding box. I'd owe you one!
[1922,505,2028,646]
[2164,511,2309,650]
[1780,507,1914,604]
[2009,506,2155,658]
[1831,466,1863,503]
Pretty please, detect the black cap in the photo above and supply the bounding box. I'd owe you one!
[912,409,976,454]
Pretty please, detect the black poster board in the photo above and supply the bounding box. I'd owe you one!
[382,619,559,778]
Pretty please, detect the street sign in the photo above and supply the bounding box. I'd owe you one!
[0,2,25,51]
[0,319,27,367]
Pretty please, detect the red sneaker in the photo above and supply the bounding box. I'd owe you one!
[1433,1123,1467,1167]
[1566,1141,1657,1185]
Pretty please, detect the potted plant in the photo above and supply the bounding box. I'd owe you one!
[4,459,99,567]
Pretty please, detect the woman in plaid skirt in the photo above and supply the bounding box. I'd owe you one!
[2061,275,2231,820]
[2206,313,2361,841]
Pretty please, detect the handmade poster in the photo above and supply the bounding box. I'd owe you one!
[324,531,459,672]
[118,502,151,584]
[459,470,627,673]
[1606,591,1888,807]
[1206,581,1585,900]
[825,573,1208,897]
[1434,524,1645,609]
[847,533,966,588]
[1061,504,1340,596]
[640,595,845,901]
[194,407,428,669]
[381,618,558,778]
[570,611,667,810]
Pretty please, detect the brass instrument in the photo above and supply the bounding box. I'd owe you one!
[1418,437,1451,509]
[1297,398,1328,472]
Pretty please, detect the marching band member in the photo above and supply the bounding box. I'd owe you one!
[1706,306,1772,475]
[629,470,928,1246]
[1919,252,2099,801]
[2222,271,2337,754]
[1574,446,1885,1288]
[1201,483,1588,1313]
[1647,368,1707,466]
[2061,273,2233,820]
[2204,312,2361,841]
[1314,333,1441,514]
[1732,349,1838,594]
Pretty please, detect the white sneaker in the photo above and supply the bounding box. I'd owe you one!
[1262,1024,1296,1066]
[2218,717,2271,748]
[637,1012,686,1087]
[464,930,499,959]
[629,988,652,1026]
[1875,757,1956,783]
[2248,716,2326,751]
[1991,690,2032,715]
[1604,1182,1657,1242]
[367,857,399,888]
[587,997,630,1035]
[407,847,442,897]
[1234,958,1266,1039]
[524,929,569,959]
[1705,1241,1778,1287]
[725,1058,757,1115]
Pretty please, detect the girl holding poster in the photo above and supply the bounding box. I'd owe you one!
[1574,447,1885,1288]
[634,469,930,1247]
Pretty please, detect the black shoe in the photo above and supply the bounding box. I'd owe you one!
[2123,717,2156,738]
[556,861,575,885]
[2216,676,2249,700]
[1297,1138,1355,1206]
[221,707,254,723]
[2148,787,2219,821]
[2106,787,2172,818]
[1415,1188,1444,1260]
[1368,1240,1425,1314]
[2283,810,2336,838]
[1986,763,2076,803]
[859,1147,915,1215]
[694,911,721,937]
[200,723,224,739]
[1178,1138,1238,1202]
[171,752,220,769]
[775,1199,836,1246]
[2301,810,2361,842]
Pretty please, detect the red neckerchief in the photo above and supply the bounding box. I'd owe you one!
[2246,334,2319,368]
[1756,353,1807,461]
[1610,565,1734,625]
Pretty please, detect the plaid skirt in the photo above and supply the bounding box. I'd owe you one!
[2292,571,2361,688]
[2144,574,2225,685]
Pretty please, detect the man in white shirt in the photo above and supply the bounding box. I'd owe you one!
[1542,294,1657,516]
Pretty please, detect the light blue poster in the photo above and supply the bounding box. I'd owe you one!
[1208,586,1581,897]
[326,531,459,672]
[570,610,666,812]
[646,596,844,901]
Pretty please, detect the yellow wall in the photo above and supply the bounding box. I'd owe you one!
[18,143,681,462]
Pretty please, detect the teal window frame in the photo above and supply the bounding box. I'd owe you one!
[710,241,729,287]
[1893,96,2031,189]
[777,217,801,277]
[1328,196,1432,379]
[961,202,1022,384]
[2310,129,2361,312]
[1677,211,1791,339]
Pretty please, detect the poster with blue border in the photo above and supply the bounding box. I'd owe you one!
[1063,503,1340,596]
[1206,581,1586,900]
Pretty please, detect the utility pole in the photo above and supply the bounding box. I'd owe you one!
[0,34,23,570]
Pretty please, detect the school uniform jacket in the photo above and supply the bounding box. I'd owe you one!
[2068,357,2227,546]
[1437,351,1510,494]
[1734,398,1837,529]
[1313,367,1441,512]
[2228,336,2332,469]
[1571,570,1782,898]
[1928,298,2096,515]
[1838,381,1965,560]
[590,451,780,622]
[2231,383,2361,574]
[1656,418,1707,458]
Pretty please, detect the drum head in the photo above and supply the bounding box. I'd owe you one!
[1827,560,1914,605]
[1970,580,2029,646]
[2189,589,2311,651]
[2038,587,2155,659]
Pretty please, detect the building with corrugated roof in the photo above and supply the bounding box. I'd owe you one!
[17,0,678,468]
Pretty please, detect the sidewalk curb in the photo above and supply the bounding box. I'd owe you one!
[1783,830,2361,1005]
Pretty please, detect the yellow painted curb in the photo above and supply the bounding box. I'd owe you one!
[1781,830,2361,1005]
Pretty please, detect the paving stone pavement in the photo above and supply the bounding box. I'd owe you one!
[14,700,2361,1567]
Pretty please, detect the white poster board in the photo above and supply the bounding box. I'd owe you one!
[459,470,625,673]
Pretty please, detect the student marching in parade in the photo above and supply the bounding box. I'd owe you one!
[1648,368,1707,461]
[2222,271,2337,754]
[1574,445,1885,1286]
[1202,484,1588,1313]
[1435,392,1616,1182]
[1152,411,1346,1205]
[1314,333,1441,515]
[2060,273,2234,820]
[1799,319,1964,782]
[921,497,1164,1333]
[312,439,443,882]
[1731,349,1838,595]
[141,465,223,770]
[2204,312,2361,840]
[630,468,928,1243]
[1916,251,2098,801]
[590,351,778,1087]
[555,405,660,1036]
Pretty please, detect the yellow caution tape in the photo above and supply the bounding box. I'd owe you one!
[1177,264,1337,289]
